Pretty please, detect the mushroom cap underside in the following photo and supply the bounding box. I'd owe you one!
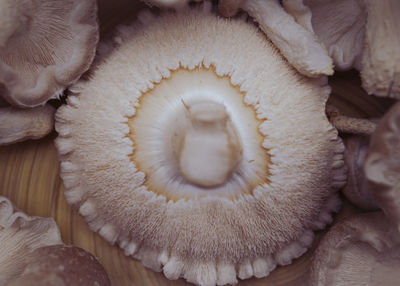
[0,0,99,107]
[55,6,346,285]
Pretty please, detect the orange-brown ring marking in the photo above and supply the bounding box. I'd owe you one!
[126,65,271,202]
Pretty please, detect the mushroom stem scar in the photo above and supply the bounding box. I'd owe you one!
[177,100,242,188]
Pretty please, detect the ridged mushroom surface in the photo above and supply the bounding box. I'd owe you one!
[310,212,400,286]
[0,0,99,107]
[0,196,62,285]
[55,5,346,285]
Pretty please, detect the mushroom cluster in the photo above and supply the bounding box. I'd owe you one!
[0,195,110,286]
[0,0,400,285]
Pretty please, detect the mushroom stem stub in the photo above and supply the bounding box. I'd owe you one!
[178,100,242,188]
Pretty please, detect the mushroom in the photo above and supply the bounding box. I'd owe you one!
[0,195,110,286]
[310,212,400,285]
[0,0,99,108]
[364,100,400,232]
[0,104,55,146]
[284,0,400,98]
[55,5,346,285]
[342,134,379,210]
[218,0,334,78]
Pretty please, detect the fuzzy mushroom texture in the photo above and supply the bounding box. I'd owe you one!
[0,196,110,286]
[55,5,346,286]
[0,0,99,108]
[364,100,400,232]
[0,104,55,146]
[310,212,400,286]
[218,0,334,78]
[285,0,400,98]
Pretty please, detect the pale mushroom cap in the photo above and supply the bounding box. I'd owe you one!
[361,0,400,98]
[296,0,366,71]
[0,104,55,146]
[310,212,400,286]
[364,101,400,232]
[56,6,345,285]
[219,0,334,77]
[0,196,62,285]
[0,0,99,107]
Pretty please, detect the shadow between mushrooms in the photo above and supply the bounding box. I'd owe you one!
[0,0,99,107]
[0,196,110,286]
[55,4,346,286]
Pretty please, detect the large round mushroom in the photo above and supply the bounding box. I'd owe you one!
[55,5,346,285]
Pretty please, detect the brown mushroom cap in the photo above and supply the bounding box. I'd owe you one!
[55,5,346,285]
[310,212,400,286]
[0,0,99,107]
[364,100,400,232]
[7,245,111,286]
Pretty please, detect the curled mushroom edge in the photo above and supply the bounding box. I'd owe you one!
[0,0,99,108]
[55,5,347,286]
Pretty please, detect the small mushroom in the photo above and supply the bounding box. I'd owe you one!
[0,0,99,107]
[310,212,400,286]
[218,0,333,78]
[0,104,55,146]
[0,195,110,286]
[364,100,400,232]
[55,5,346,285]
[285,0,400,98]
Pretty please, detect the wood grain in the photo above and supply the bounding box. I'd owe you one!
[0,1,394,285]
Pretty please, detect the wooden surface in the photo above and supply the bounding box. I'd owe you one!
[0,1,395,285]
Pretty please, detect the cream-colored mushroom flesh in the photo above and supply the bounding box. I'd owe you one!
[364,101,400,232]
[55,6,346,285]
[290,0,366,71]
[361,0,400,98]
[0,196,62,286]
[0,0,98,107]
[310,212,400,286]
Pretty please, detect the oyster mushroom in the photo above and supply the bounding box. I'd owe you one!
[364,100,400,232]
[0,104,55,146]
[310,212,400,286]
[218,0,334,78]
[55,5,346,286]
[0,196,110,286]
[0,0,99,108]
[285,0,400,98]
